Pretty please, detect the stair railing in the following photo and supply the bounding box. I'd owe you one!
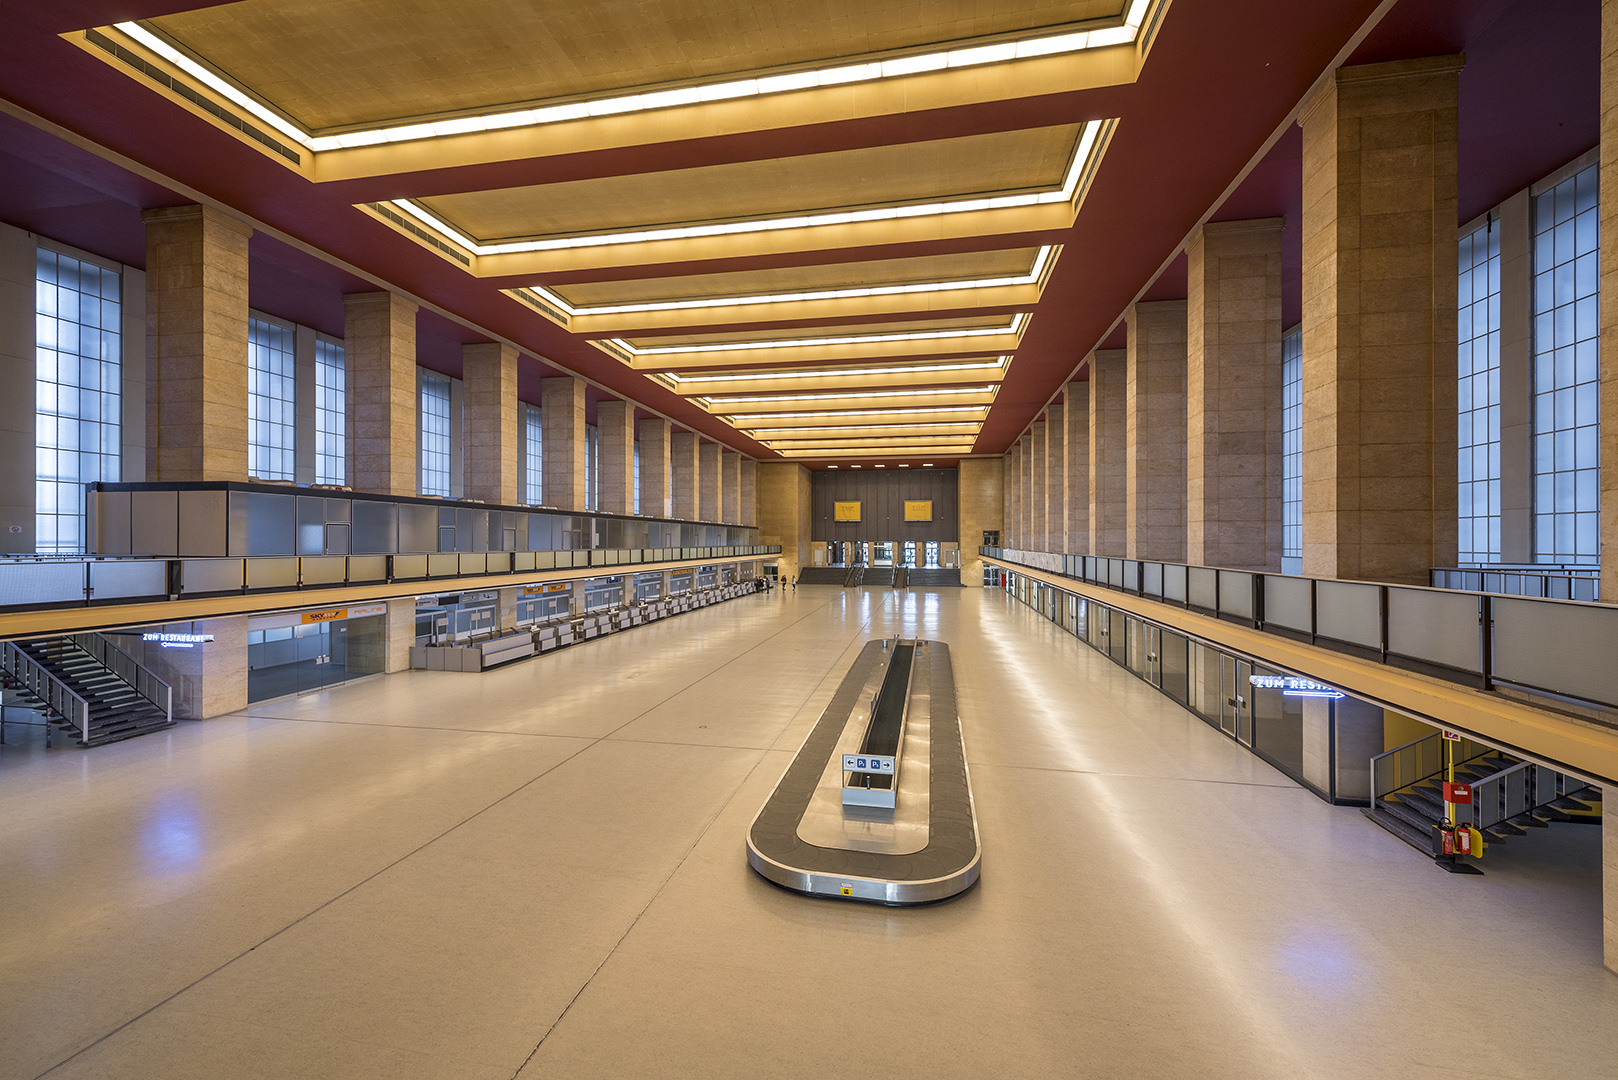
[1370,731,1492,812]
[1468,759,1587,832]
[1,642,91,745]
[70,633,173,724]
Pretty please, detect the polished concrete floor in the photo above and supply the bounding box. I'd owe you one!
[1,586,1613,1079]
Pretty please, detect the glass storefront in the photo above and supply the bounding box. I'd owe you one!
[245,606,386,702]
[414,591,498,645]
[1001,570,1382,804]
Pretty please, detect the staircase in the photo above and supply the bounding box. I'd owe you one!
[844,566,865,587]
[1365,732,1601,868]
[796,567,848,585]
[863,567,896,586]
[906,568,963,587]
[1,636,174,747]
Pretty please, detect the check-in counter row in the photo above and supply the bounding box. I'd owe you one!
[409,581,766,671]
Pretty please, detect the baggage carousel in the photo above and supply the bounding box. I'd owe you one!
[746,637,980,904]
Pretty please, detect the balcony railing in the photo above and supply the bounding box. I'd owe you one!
[982,546,1618,721]
[1430,564,1599,602]
[0,547,781,614]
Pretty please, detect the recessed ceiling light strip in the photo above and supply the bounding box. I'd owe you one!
[394,126,1102,255]
[528,250,1053,317]
[723,405,988,422]
[701,385,995,406]
[111,7,1152,154]
[612,313,1025,357]
[666,357,1009,386]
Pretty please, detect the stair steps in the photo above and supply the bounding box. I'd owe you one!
[12,638,173,748]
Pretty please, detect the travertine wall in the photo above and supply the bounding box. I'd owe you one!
[1045,405,1065,553]
[1030,421,1047,551]
[958,457,1003,585]
[541,376,586,511]
[1126,300,1188,562]
[699,442,723,522]
[596,399,635,514]
[739,458,757,526]
[671,431,698,519]
[462,342,519,505]
[1064,380,1090,554]
[1004,443,1021,548]
[343,290,418,496]
[126,615,247,718]
[722,450,740,524]
[1019,432,1034,546]
[1299,56,1460,584]
[638,418,672,517]
[1089,349,1128,555]
[757,461,811,578]
[1186,219,1284,570]
[144,205,252,483]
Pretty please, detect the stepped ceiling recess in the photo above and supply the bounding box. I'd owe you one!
[0,0,1410,466]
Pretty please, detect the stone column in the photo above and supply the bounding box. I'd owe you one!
[1019,433,1034,549]
[1299,55,1461,584]
[1030,421,1047,551]
[541,376,586,511]
[1126,300,1188,562]
[671,431,699,519]
[722,450,741,524]
[142,205,252,482]
[700,442,724,522]
[1495,190,1535,563]
[596,399,635,515]
[1601,0,1618,601]
[1605,786,1617,974]
[1089,349,1128,555]
[462,342,519,505]
[343,291,418,496]
[1045,405,1065,553]
[959,457,1003,585]
[739,458,757,526]
[1065,381,1090,554]
[1186,219,1284,570]
[638,417,672,517]
[757,461,811,579]
[293,324,317,486]
[1005,443,1021,548]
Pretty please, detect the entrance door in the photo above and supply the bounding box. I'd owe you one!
[873,542,894,566]
[901,541,917,567]
[1221,655,1254,745]
[924,541,940,567]
[856,541,870,565]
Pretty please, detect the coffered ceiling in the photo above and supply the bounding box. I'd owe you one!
[0,0,1410,467]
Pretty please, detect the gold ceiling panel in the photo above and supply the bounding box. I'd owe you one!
[744,422,984,440]
[701,385,997,414]
[551,249,1042,307]
[418,126,1080,241]
[723,406,987,428]
[150,1,1124,130]
[666,357,1009,395]
[623,314,1013,350]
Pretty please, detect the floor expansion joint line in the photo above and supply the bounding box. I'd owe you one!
[968,761,1304,788]
[28,734,608,1080]
[505,602,881,1079]
[244,715,603,739]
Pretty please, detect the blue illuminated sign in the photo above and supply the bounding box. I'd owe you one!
[1249,674,1344,699]
[142,632,214,650]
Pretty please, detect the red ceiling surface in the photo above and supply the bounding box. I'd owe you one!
[0,0,1599,462]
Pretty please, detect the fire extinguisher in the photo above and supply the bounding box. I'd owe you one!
[1439,821,1455,856]
[1455,824,1472,856]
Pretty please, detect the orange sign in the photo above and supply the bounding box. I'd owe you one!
[301,608,346,624]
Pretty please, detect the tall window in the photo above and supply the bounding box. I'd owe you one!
[1280,326,1302,575]
[314,338,345,485]
[633,441,642,514]
[1532,163,1599,565]
[419,373,451,497]
[248,317,296,481]
[585,423,599,511]
[524,404,543,504]
[1458,221,1502,564]
[35,248,121,554]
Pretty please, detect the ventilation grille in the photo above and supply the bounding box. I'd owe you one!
[508,287,569,324]
[86,28,301,165]
[366,203,473,266]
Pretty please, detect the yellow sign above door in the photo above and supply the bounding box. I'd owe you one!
[834,501,861,522]
[904,500,933,522]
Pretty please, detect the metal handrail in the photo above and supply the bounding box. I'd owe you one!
[1370,731,1492,809]
[0,642,91,745]
[70,633,174,724]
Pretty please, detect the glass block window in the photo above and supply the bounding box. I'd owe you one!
[1280,327,1302,575]
[633,440,642,514]
[35,249,121,554]
[1532,163,1599,565]
[524,404,543,505]
[419,373,452,498]
[585,423,599,511]
[314,338,345,486]
[248,317,296,481]
[1458,222,1502,564]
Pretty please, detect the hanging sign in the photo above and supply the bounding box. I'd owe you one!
[834,501,862,522]
[141,631,213,650]
[1248,674,1344,699]
[904,500,933,522]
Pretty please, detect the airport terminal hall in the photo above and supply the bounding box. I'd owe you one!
[6,0,1618,1077]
